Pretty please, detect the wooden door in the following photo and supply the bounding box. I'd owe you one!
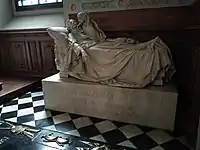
[0,39,9,73]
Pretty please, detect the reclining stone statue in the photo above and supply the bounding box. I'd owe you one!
[47,12,176,88]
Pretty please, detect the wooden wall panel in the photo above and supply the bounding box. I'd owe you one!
[70,6,192,31]
[0,41,12,73]
[26,41,42,74]
[185,47,200,148]
[10,42,29,72]
[0,31,58,78]
[0,37,3,71]
[191,0,200,26]
[40,41,56,75]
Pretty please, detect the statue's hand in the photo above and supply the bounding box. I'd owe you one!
[82,45,88,50]
[72,42,88,62]
[73,47,81,56]
[81,51,88,62]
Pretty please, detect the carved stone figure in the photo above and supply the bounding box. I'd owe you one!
[47,12,175,88]
[77,12,106,42]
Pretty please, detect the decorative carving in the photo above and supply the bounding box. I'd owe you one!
[127,0,169,7]
[71,4,77,11]
[66,0,195,14]
[82,0,116,10]
[118,0,125,7]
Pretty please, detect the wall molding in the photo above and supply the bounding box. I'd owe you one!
[65,0,196,14]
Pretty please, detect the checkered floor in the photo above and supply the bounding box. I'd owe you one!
[0,88,191,150]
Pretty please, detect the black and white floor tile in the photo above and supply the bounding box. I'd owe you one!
[0,89,191,150]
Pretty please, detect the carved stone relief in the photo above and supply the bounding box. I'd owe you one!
[65,0,196,14]
[126,0,169,8]
[82,0,116,10]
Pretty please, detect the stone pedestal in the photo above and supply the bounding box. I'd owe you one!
[42,74,178,130]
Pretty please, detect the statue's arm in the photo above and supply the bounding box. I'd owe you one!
[47,27,88,61]
[47,27,69,40]
[47,27,68,34]
[80,33,89,40]
[70,41,88,62]
[91,20,106,40]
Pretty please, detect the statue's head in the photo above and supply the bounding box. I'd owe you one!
[66,19,77,31]
[77,12,89,24]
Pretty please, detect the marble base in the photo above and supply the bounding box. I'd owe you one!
[42,74,178,130]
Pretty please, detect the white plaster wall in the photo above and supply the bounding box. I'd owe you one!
[2,0,197,30]
[4,13,65,30]
[2,1,65,30]
[14,8,63,17]
[0,0,13,29]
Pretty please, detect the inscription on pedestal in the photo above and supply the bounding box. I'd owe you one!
[67,89,114,100]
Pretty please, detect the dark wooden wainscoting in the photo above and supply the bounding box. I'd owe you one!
[0,29,58,78]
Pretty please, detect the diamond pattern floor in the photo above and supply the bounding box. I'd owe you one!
[0,88,191,150]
